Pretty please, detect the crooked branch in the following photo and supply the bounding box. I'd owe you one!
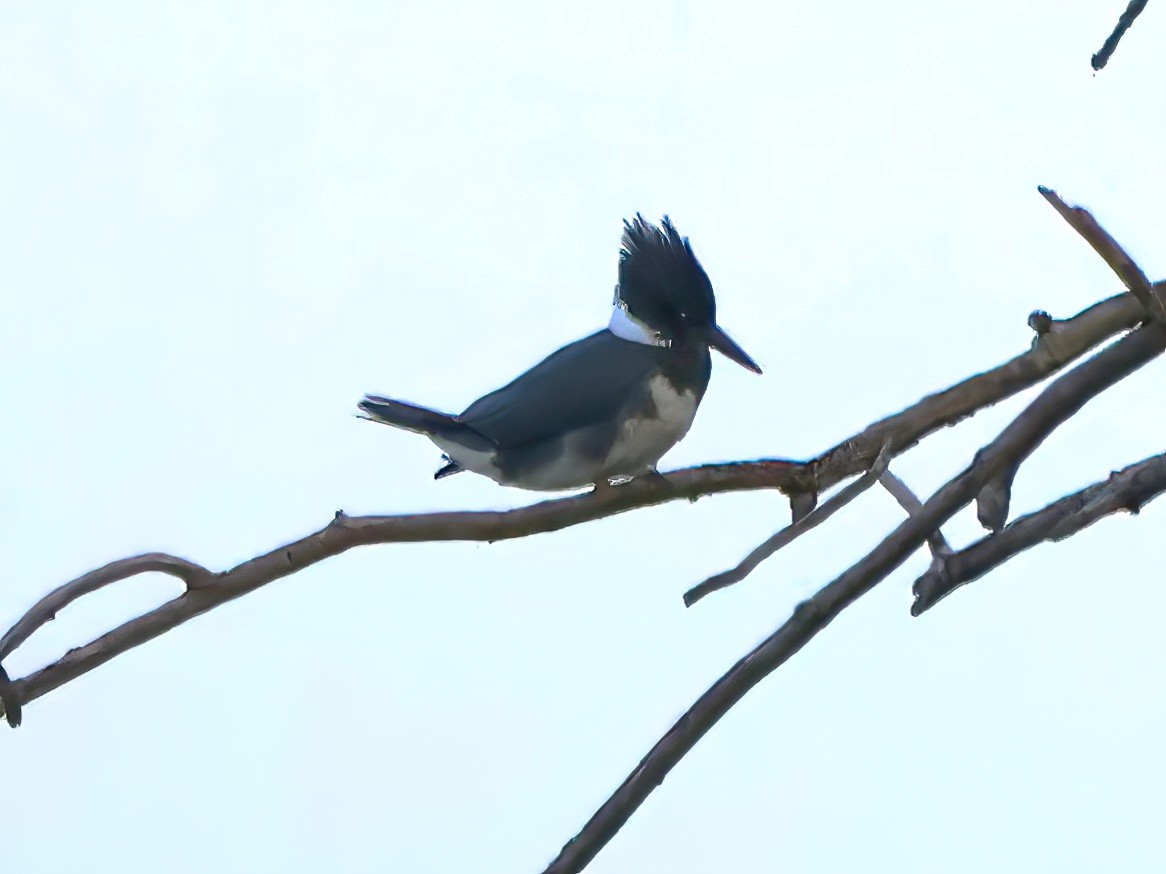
[913,451,1166,614]
[0,554,213,662]
[540,320,1166,874]
[1,463,801,717]
[0,283,1160,726]
[977,188,1163,531]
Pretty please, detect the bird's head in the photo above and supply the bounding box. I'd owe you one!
[615,215,761,373]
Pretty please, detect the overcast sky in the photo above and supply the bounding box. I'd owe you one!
[3,2,1165,872]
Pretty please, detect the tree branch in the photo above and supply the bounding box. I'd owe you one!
[913,451,1166,614]
[878,468,952,558]
[0,665,18,728]
[976,189,1162,531]
[0,283,1160,726]
[539,321,1166,874]
[810,286,1156,480]
[0,553,214,662]
[0,464,802,717]
[1091,0,1150,71]
[683,443,892,606]
[1039,186,1166,325]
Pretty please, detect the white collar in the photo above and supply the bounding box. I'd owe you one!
[608,298,672,347]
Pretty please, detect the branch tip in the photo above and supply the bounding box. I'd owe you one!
[1091,0,1149,71]
[684,443,893,606]
[1040,186,1166,325]
[0,664,20,728]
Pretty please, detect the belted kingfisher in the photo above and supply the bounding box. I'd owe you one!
[358,215,761,491]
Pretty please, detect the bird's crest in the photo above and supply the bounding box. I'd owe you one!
[616,215,716,328]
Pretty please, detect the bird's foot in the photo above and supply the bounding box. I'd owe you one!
[592,469,675,497]
[591,478,616,496]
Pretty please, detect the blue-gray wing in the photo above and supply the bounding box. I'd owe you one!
[459,331,667,449]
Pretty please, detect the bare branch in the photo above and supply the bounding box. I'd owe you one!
[0,553,213,661]
[1091,0,1150,71]
[913,452,1166,615]
[978,313,1166,525]
[878,469,952,558]
[0,464,803,716]
[972,190,1164,531]
[975,311,1155,531]
[540,322,1166,874]
[1039,185,1166,324]
[0,284,1158,724]
[812,288,1153,482]
[684,443,892,606]
[0,665,18,728]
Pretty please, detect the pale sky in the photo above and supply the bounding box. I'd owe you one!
[2,3,1165,872]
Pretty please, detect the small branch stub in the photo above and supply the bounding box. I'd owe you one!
[1029,310,1053,335]
[1091,0,1150,71]
[0,664,20,728]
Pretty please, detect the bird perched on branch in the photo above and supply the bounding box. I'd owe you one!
[358,215,761,491]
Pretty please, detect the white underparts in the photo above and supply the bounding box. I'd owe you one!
[608,300,671,347]
[602,374,698,476]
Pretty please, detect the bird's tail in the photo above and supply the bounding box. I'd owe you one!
[357,396,496,451]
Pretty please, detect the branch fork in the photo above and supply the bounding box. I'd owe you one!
[2,186,1164,874]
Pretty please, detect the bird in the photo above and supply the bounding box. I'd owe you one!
[358,215,761,491]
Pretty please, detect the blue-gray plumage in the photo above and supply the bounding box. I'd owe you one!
[358,215,760,491]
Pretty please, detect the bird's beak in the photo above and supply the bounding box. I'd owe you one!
[706,324,762,374]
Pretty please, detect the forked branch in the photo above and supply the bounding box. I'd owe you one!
[536,188,1166,873]
[1,276,1153,726]
[540,319,1166,874]
[1,188,1164,874]
[684,442,893,605]
[913,451,1166,614]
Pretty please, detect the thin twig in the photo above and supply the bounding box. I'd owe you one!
[878,469,952,557]
[684,443,892,606]
[0,553,213,661]
[540,322,1166,874]
[1091,0,1150,71]
[913,451,1166,614]
[1039,185,1166,325]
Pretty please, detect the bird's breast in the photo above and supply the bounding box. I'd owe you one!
[603,373,699,476]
